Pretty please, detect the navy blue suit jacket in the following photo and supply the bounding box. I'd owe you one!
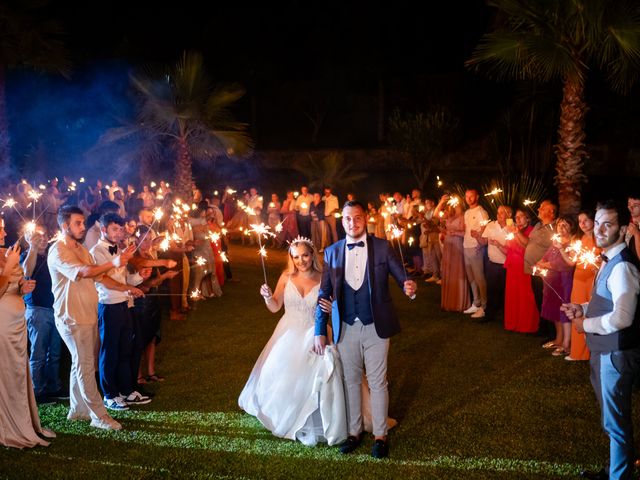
[314,235,407,343]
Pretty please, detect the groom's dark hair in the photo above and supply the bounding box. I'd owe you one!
[343,200,367,213]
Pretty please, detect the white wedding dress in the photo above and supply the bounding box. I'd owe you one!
[238,279,348,446]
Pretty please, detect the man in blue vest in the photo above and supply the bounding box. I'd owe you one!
[562,200,640,480]
[314,200,417,459]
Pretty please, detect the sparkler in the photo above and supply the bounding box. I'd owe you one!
[195,256,207,267]
[436,176,443,188]
[484,188,503,197]
[387,224,416,300]
[220,252,229,263]
[523,199,536,206]
[479,219,490,227]
[446,196,460,208]
[504,232,515,241]
[551,233,561,243]
[532,266,565,302]
[250,223,275,285]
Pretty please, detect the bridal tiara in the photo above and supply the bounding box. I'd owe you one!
[288,235,315,249]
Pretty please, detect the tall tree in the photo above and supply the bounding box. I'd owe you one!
[467,0,640,215]
[388,107,460,192]
[0,0,71,175]
[130,51,253,199]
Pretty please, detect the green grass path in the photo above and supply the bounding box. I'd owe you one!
[0,245,624,479]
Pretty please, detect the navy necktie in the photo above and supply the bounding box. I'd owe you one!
[347,241,365,250]
[108,244,118,255]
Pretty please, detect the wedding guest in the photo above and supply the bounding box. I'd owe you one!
[421,199,441,283]
[463,188,489,319]
[537,216,577,356]
[478,205,511,322]
[366,203,378,236]
[524,200,558,339]
[296,186,313,239]
[561,200,640,480]
[323,187,340,245]
[91,213,151,411]
[209,196,236,282]
[123,217,138,247]
[113,189,126,218]
[503,209,539,333]
[566,210,599,362]
[625,192,640,261]
[192,182,203,203]
[278,191,299,246]
[267,194,282,247]
[21,227,65,405]
[189,204,222,298]
[438,196,471,312]
[0,221,55,448]
[48,206,129,430]
[138,185,156,209]
[310,192,326,252]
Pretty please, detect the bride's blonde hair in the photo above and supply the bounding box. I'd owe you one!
[286,237,322,274]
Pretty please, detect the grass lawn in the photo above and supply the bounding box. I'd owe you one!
[0,244,628,479]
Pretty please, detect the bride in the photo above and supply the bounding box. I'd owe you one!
[238,236,347,446]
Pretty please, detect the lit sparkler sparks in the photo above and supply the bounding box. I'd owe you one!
[48,231,65,243]
[505,232,515,241]
[3,198,17,209]
[479,219,490,227]
[523,199,536,206]
[220,252,229,263]
[195,256,207,267]
[446,196,460,208]
[551,233,561,243]
[484,188,503,197]
[190,289,202,300]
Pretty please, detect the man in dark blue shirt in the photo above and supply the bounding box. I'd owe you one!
[21,228,66,404]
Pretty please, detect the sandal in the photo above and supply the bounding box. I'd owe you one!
[542,341,558,349]
[551,347,568,357]
[145,374,165,383]
[137,376,147,385]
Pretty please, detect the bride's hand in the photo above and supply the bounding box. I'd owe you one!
[318,297,332,314]
[260,284,273,299]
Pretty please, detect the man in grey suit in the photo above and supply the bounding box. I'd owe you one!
[314,200,417,459]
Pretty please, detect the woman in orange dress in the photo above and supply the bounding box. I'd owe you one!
[566,210,599,361]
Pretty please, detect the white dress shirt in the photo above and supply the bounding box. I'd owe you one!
[582,243,640,335]
[323,194,339,216]
[482,221,508,264]
[344,234,367,291]
[90,239,143,305]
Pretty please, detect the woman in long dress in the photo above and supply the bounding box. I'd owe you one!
[239,238,347,446]
[503,209,539,333]
[566,210,599,361]
[0,220,55,448]
[437,196,471,312]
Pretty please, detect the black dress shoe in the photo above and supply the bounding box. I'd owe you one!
[339,434,363,454]
[371,439,389,459]
[579,469,607,480]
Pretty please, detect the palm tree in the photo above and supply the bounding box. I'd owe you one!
[0,0,71,173]
[130,51,253,199]
[467,0,640,215]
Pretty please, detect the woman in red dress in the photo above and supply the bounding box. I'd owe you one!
[503,209,539,332]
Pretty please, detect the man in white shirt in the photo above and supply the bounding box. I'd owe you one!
[90,213,151,411]
[323,187,340,245]
[478,205,511,322]
[562,200,640,480]
[83,200,121,251]
[296,185,313,239]
[463,189,489,318]
[48,206,133,431]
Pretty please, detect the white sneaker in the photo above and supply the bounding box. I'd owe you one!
[463,305,480,314]
[104,396,130,411]
[122,391,152,406]
[90,414,122,430]
[67,411,91,421]
[471,307,485,318]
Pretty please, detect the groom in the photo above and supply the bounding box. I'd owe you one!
[314,200,417,459]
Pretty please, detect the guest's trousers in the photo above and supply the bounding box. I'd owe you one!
[484,260,506,320]
[26,306,62,396]
[336,321,390,437]
[325,216,339,245]
[55,319,107,421]
[590,349,640,480]
[98,302,134,399]
[464,247,487,308]
[311,220,326,250]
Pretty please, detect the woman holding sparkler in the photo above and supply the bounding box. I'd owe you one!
[0,218,55,447]
[565,210,599,361]
[438,195,471,312]
[536,217,577,356]
[503,209,539,333]
[239,237,347,446]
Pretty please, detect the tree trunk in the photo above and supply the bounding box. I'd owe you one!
[0,64,12,177]
[554,77,588,216]
[174,135,193,201]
